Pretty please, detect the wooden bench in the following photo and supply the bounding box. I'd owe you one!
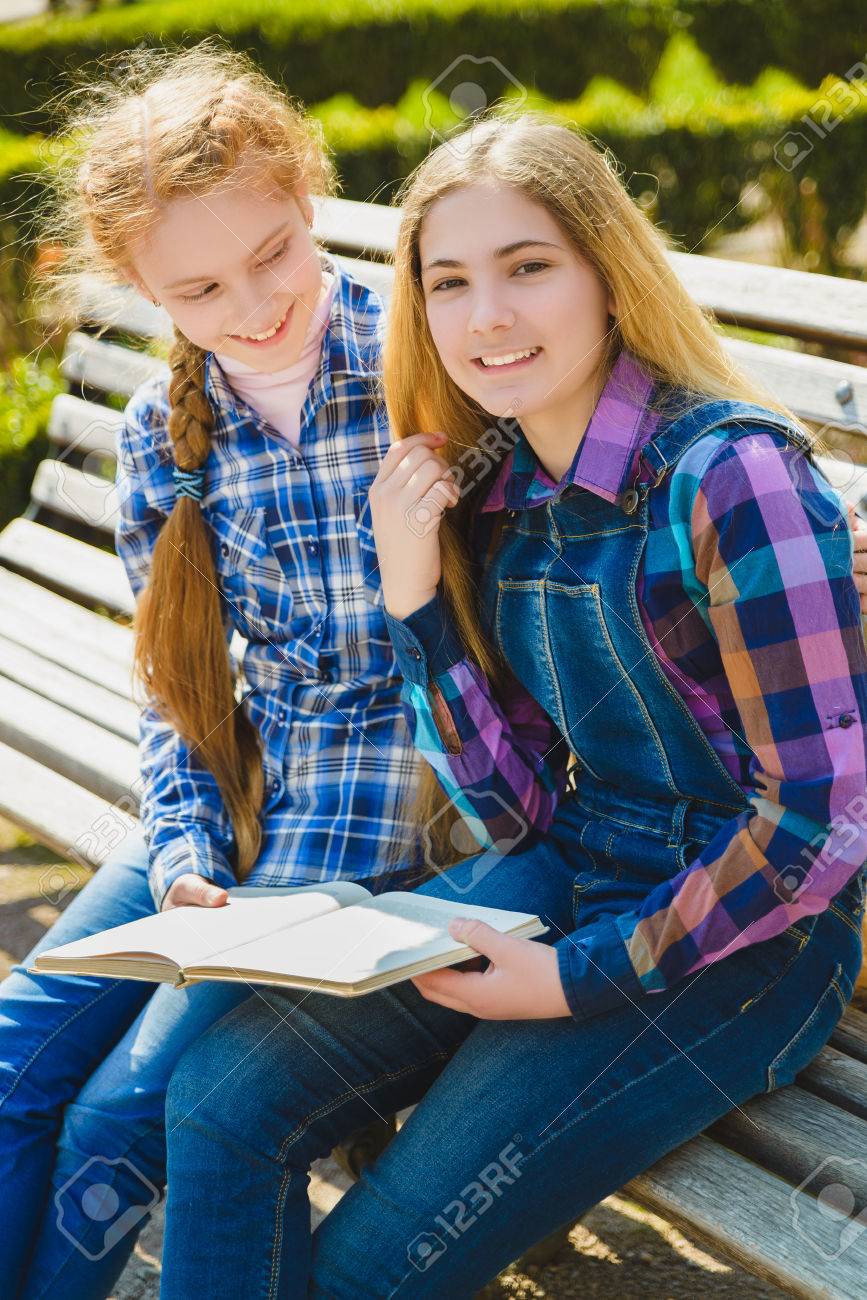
[1,194,866,1296]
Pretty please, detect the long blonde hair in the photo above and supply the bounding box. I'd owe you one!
[383,111,795,867]
[41,40,335,879]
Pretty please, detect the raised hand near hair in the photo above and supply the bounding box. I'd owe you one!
[162,873,229,911]
[368,432,460,619]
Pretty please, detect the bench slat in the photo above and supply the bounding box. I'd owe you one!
[727,338,867,442]
[62,331,167,399]
[0,634,138,741]
[324,252,867,438]
[798,1044,867,1122]
[711,1083,867,1208]
[75,275,174,341]
[0,675,139,805]
[831,1006,867,1065]
[0,520,134,615]
[0,569,132,665]
[315,195,867,350]
[48,392,124,458]
[0,742,135,868]
[0,596,133,699]
[31,459,119,535]
[627,1131,867,1300]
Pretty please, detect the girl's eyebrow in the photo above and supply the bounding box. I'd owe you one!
[162,220,292,290]
[421,238,562,272]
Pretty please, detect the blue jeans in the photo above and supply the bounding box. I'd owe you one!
[0,829,420,1299]
[0,825,251,1298]
[162,797,866,1299]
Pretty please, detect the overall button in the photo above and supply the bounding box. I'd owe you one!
[839,713,854,728]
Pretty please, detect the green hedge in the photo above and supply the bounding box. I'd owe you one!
[0,355,63,530]
[1,38,864,292]
[0,0,863,135]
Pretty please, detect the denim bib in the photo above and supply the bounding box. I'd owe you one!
[480,399,814,848]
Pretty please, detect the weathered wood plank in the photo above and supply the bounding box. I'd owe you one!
[31,459,119,535]
[669,251,867,351]
[831,1006,867,1065]
[0,520,134,615]
[0,675,139,804]
[315,195,867,349]
[0,594,133,699]
[322,250,867,441]
[0,741,136,868]
[0,569,132,666]
[627,1132,867,1300]
[61,331,167,399]
[798,1045,867,1122]
[48,392,124,460]
[0,634,138,741]
[75,275,174,341]
[711,1085,867,1208]
[726,338,867,441]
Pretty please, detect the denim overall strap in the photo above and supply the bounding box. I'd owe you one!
[621,398,812,517]
[481,399,812,845]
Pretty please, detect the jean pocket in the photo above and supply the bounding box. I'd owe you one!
[765,961,852,1092]
[352,485,384,607]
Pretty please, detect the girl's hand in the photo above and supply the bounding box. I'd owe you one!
[368,432,460,619]
[162,874,229,911]
[848,504,867,615]
[411,918,572,1019]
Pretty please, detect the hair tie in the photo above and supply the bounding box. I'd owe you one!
[172,464,206,502]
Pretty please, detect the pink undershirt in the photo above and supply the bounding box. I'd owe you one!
[214,270,336,448]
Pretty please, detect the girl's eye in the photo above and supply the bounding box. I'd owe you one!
[262,239,289,267]
[181,282,217,303]
[180,240,290,303]
[430,276,465,293]
[515,260,549,275]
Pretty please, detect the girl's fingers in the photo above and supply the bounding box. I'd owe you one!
[390,444,451,489]
[377,432,447,483]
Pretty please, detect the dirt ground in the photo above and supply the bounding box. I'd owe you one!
[0,819,811,1298]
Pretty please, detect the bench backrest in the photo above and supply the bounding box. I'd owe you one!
[30,194,867,549]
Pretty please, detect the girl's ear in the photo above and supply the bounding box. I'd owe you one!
[607,289,617,319]
[125,268,158,305]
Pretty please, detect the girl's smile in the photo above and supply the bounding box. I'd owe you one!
[472,345,542,372]
[229,301,294,348]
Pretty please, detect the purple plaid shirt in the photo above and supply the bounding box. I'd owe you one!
[383,352,867,1015]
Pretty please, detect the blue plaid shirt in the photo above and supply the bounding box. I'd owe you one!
[115,256,419,908]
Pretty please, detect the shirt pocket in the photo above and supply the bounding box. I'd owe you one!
[209,505,294,638]
[352,485,384,607]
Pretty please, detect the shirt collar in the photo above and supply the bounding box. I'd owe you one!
[480,349,657,513]
[203,251,382,422]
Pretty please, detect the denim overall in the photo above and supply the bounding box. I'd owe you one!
[480,400,835,918]
[160,400,866,1300]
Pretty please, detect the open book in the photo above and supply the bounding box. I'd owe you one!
[32,882,548,997]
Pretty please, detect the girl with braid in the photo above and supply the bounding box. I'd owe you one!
[0,41,422,1298]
